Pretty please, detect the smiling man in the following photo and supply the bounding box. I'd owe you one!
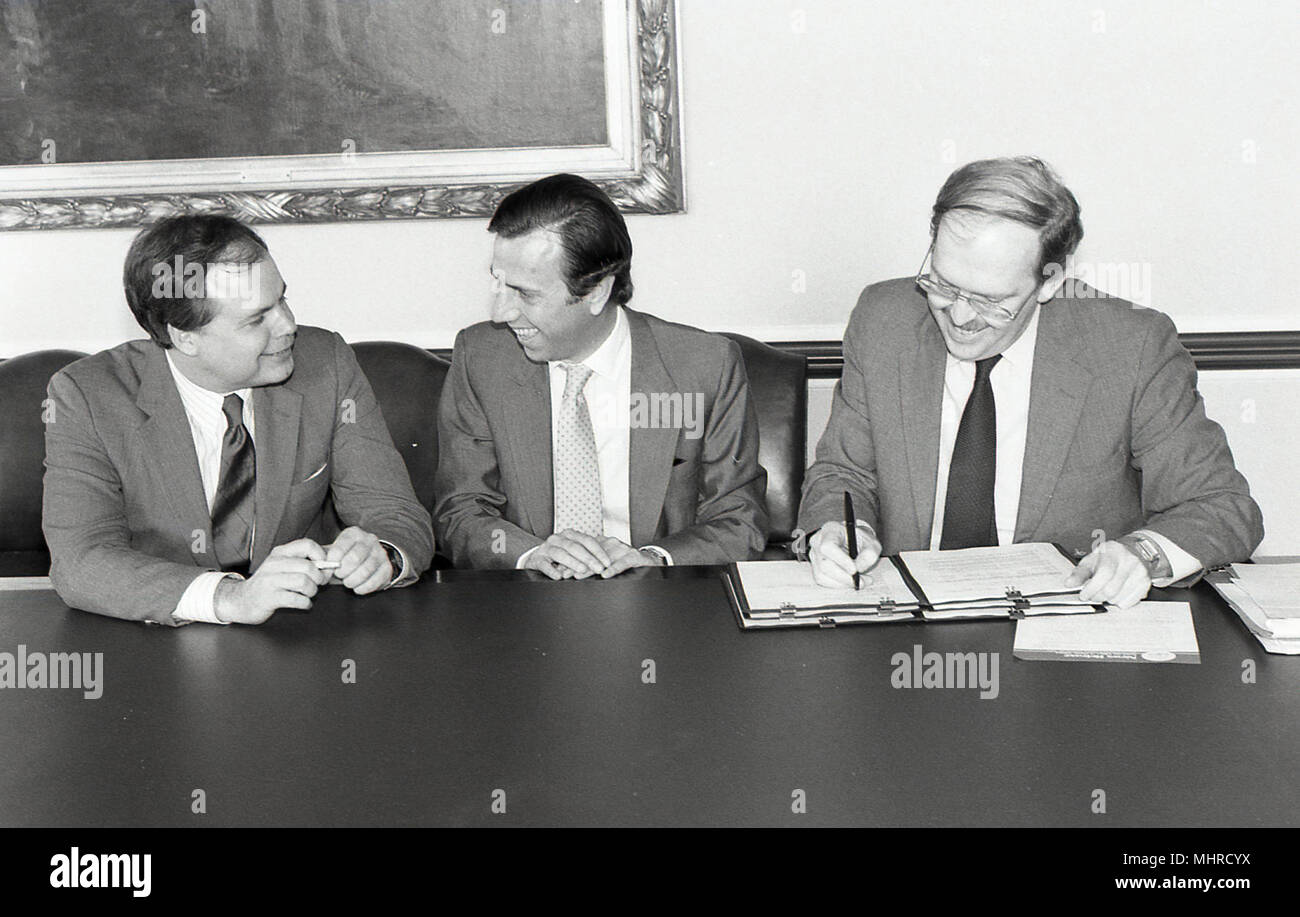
[435,173,767,575]
[43,216,433,625]
[801,156,1262,606]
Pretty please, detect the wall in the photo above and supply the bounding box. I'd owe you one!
[2,0,1296,352]
[1,0,1296,548]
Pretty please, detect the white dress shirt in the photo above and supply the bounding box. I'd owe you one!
[166,352,254,624]
[517,306,672,567]
[926,306,1199,584]
[164,354,409,624]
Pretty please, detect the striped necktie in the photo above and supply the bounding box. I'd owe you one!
[211,393,256,575]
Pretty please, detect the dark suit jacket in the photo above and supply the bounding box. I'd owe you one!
[800,278,1264,568]
[434,308,769,567]
[42,326,434,624]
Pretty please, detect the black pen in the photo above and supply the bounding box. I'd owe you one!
[844,491,860,590]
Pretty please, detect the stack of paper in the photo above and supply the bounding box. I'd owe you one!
[1208,563,1300,654]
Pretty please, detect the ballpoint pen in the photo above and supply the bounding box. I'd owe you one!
[844,491,860,590]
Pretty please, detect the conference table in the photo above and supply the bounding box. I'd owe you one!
[0,566,1296,828]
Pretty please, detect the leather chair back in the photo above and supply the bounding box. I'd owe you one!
[0,350,87,560]
[720,334,807,543]
[350,342,450,516]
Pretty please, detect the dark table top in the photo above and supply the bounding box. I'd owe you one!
[0,567,1296,827]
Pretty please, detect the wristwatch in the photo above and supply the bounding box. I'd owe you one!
[640,546,670,566]
[381,541,405,585]
[1116,533,1168,578]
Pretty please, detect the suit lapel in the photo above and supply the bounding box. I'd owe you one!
[251,382,302,566]
[503,351,554,536]
[627,312,681,546]
[1014,302,1094,541]
[900,316,947,547]
[133,348,215,566]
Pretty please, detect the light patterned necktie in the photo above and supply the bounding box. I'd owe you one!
[552,362,604,537]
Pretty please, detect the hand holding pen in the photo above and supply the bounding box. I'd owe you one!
[807,492,883,589]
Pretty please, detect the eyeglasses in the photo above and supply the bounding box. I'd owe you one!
[914,243,1026,327]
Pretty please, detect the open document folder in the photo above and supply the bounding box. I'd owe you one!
[1206,563,1300,654]
[725,542,1102,630]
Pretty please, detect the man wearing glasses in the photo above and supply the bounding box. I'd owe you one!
[799,156,1262,606]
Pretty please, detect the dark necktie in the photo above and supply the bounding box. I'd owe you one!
[211,393,256,576]
[940,355,1002,550]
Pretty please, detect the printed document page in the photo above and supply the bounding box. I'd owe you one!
[734,558,920,613]
[898,542,1080,606]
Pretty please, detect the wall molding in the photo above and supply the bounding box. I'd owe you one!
[759,331,1300,378]
[7,331,1299,374]
[428,331,1300,377]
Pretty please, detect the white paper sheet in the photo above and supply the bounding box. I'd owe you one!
[1227,564,1300,620]
[898,542,1082,606]
[1211,578,1300,646]
[1013,601,1200,663]
[0,576,54,591]
[733,558,919,614]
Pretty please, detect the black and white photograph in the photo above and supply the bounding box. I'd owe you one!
[0,0,1295,896]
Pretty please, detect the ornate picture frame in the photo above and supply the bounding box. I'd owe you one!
[0,0,682,231]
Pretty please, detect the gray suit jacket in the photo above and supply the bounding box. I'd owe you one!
[434,308,768,567]
[42,326,434,624]
[800,278,1264,568]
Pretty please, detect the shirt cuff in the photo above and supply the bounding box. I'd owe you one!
[172,571,239,625]
[822,520,877,540]
[1133,529,1202,586]
[516,545,542,569]
[641,545,673,566]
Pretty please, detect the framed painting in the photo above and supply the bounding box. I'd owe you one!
[0,0,682,230]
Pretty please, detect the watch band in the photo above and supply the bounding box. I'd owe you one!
[640,545,670,566]
[381,541,404,585]
[1117,534,1168,578]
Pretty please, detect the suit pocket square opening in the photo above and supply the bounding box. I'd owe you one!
[300,462,329,485]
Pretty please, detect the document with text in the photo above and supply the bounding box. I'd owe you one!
[1013,601,1200,663]
[726,543,1102,630]
[729,558,920,625]
[897,542,1088,610]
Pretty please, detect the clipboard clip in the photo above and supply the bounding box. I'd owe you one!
[1005,587,1029,619]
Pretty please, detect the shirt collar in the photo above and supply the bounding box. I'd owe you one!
[996,301,1041,370]
[551,305,629,380]
[165,350,252,409]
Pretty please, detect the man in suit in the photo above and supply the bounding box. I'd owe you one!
[435,173,767,576]
[43,216,434,625]
[802,157,1263,607]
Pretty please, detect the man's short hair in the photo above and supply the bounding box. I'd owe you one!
[487,173,634,307]
[123,215,269,348]
[930,156,1083,276]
